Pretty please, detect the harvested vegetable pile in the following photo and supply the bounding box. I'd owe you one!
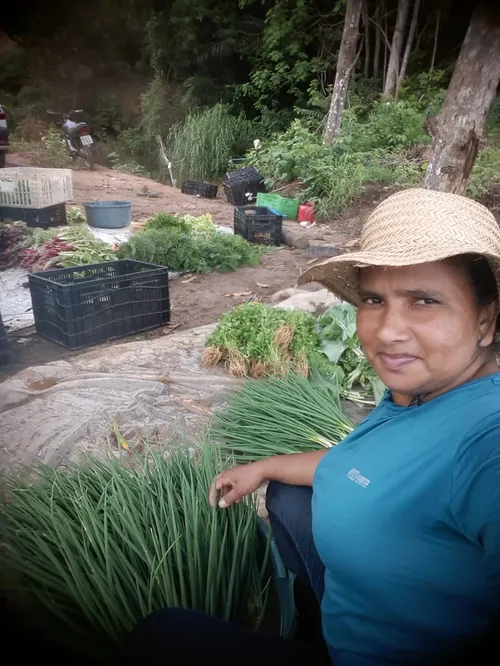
[211,372,354,462]
[317,303,385,403]
[0,222,61,270]
[117,212,262,273]
[204,302,321,377]
[21,227,117,272]
[1,446,270,657]
[0,221,29,269]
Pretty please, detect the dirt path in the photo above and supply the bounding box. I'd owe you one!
[3,154,374,376]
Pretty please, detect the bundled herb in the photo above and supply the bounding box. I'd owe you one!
[317,303,386,403]
[117,225,261,274]
[1,445,270,657]
[204,303,320,377]
[211,372,354,462]
[144,211,215,234]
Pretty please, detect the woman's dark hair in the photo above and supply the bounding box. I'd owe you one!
[449,254,500,343]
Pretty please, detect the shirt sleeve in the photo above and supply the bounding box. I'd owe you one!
[450,421,500,615]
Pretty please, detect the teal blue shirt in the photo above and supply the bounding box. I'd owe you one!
[312,374,500,665]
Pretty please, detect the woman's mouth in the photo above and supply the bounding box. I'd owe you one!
[378,353,419,371]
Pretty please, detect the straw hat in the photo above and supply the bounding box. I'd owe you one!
[298,188,500,305]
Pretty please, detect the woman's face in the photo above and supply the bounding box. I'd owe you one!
[356,261,497,404]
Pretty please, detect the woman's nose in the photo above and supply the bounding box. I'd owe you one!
[375,306,411,345]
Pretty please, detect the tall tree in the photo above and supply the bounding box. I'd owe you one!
[383,0,410,97]
[424,1,500,194]
[396,0,420,97]
[324,0,363,145]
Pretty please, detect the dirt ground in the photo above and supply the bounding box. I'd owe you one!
[2,154,385,377]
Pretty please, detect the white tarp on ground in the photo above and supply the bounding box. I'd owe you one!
[0,323,246,471]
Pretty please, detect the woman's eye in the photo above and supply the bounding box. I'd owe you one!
[363,297,382,305]
[415,298,437,305]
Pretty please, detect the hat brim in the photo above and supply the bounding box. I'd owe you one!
[298,249,500,306]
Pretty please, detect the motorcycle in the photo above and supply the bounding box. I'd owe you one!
[47,109,95,169]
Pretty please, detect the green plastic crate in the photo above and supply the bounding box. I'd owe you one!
[256,192,300,220]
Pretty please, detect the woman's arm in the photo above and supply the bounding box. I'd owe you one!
[210,450,328,508]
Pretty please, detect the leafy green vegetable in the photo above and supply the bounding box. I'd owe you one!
[1,445,270,657]
[211,372,354,462]
[204,302,320,377]
[144,212,215,234]
[117,225,262,274]
[317,303,386,403]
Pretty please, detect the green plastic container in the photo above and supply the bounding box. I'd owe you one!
[256,193,300,221]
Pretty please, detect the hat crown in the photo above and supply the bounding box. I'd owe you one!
[360,188,500,258]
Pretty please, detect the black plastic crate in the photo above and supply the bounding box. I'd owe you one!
[181,181,218,199]
[234,206,283,246]
[225,166,263,182]
[0,203,67,228]
[28,260,171,350]
[223,167,266,206]
[0,311,12,370]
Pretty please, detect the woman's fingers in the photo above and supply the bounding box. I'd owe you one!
[218,487,241,509]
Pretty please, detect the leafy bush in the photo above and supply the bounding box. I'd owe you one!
[349,100,429,153]
[468,145,500,199]
[247,119,421,218]
[1,446,269,656]
[167,104,256,182]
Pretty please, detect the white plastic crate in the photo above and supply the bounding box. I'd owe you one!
[0,167,73,208]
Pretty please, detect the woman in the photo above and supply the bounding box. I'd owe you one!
[129,189,500,665]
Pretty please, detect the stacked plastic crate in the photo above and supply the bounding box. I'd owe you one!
[0,167,73,228]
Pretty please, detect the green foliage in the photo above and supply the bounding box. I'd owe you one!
[0,446,269,655]
[205,302,320,377]
[0,43,29,88]
[317,304,385,403]
[210,372,354,462]
[399,70,450,115]
[92,92,130,136]
[167,104,255,182]
[117,215,262,273]
[248,119,421,219]
[468,145,500,199]
[348,100,429,153]
[238,0,334,111]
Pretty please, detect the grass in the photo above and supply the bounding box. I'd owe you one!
[167,103,255,182]
[0,445,270,658]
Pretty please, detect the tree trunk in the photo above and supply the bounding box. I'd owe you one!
[373,3,381,80]
[396,0,420,97]
[362,0,370,79]
[430,8,440,72]
[424,2,500,194]
[383,0,410,97]
[324,0,363,145]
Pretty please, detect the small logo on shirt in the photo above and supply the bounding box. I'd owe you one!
[347,468,370,488]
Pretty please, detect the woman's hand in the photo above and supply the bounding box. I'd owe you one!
[210,461,267,509]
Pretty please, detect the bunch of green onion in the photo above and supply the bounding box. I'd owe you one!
[211,372,354,463]
[0,446,269,657]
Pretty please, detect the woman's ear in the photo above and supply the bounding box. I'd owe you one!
[478,300,498,348]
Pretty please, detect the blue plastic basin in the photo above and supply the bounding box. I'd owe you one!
[83,200,132,229]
